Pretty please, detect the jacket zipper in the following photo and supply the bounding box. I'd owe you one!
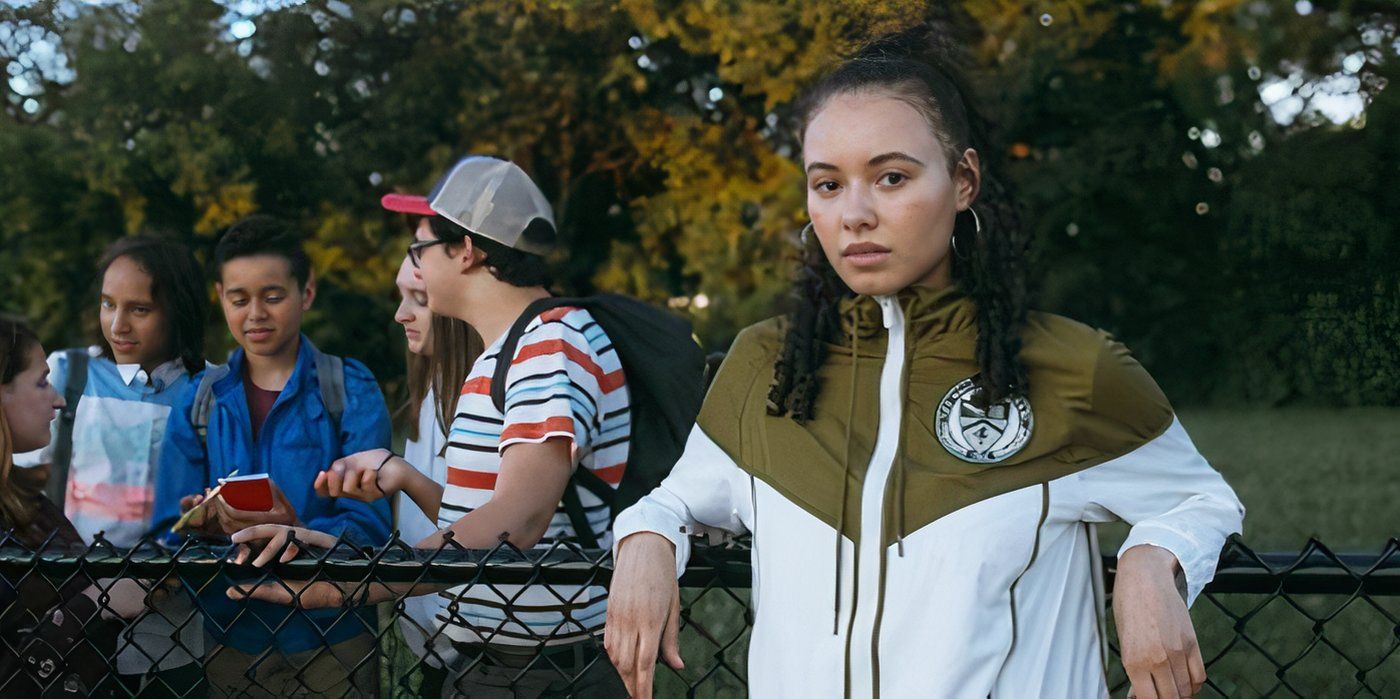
[750,476,760,614]
[845,295,907,698]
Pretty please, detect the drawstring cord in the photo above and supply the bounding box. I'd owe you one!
[832,316,859,635]
[895,452,907,558]
[894,325,910,558]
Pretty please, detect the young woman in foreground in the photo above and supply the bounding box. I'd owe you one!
[605,29,1244,699]
[0,314,150,694]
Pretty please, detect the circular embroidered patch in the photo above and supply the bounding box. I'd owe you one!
[934,377,1034,464]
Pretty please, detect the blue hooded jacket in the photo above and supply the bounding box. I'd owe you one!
[152,336,391,654]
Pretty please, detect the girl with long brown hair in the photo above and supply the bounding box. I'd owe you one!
[1,314,150,695]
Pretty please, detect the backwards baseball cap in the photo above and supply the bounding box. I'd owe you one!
[423,155,557,257]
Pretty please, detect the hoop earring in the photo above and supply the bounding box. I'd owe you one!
[952,208,981,260]
[800,222,814,247]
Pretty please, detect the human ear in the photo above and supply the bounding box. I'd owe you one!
[301,271,317,311]
[455,237,477,274]
[954,148,982,211]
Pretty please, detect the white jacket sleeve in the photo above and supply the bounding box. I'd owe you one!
[1075,417,1245,605]
[613,424,754,579]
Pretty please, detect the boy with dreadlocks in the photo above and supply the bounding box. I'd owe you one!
[605,24,1244,699]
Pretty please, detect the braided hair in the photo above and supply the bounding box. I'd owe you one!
[768,25,1030,422]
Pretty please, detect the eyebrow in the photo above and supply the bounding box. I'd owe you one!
[805,152,927,174]
[869,152,926,168]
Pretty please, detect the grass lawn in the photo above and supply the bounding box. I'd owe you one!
[1180,407,1400,551]
[660,407,1400,697]
[1092,406,1400,552]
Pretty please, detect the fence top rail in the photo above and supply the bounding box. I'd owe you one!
[2,532,1397,593]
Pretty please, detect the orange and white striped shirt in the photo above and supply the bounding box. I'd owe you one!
[437,306,629,646]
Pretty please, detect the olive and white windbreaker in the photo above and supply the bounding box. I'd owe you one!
[614,285,1244,698]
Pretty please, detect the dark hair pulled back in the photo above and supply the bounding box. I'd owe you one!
[768,23,1030,422]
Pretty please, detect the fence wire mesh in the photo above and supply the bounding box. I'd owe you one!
[0,531,1395,697]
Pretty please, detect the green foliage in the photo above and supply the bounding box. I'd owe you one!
[1,0,1396,405]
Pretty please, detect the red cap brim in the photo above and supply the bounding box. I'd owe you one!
[380,193,436,216]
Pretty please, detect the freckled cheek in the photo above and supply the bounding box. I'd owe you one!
[891,188,951,248]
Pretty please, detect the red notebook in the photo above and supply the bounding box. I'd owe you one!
[219,473,274,512]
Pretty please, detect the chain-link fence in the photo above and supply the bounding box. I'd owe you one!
[1,531,1396,697]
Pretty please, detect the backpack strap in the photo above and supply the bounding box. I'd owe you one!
[191,350,346,448]
[191,365,232,447]
[313,349,346,440]
[560,481,599,549]
[567,467,620,548]
[489,297,573,414]
[489,298,614,547]
[45,349,89,505]
[574,468,614,504]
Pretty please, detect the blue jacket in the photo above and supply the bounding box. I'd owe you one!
[152,335,391,654]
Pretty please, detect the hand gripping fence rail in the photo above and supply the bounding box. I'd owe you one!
[0,531,1396,697]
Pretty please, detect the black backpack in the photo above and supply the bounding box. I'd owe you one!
[490,294,705,548]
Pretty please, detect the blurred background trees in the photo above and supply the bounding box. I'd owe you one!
[3,0,1397,406]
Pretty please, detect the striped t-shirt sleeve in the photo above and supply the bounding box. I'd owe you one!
[499,308,624,455]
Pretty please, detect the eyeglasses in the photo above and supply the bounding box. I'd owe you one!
[407,239,450,268]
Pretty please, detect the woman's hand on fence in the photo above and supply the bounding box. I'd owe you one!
[316,449,401,502]
[230,524,337,567]
[605,532,685,699]
[1114,544,1206,699]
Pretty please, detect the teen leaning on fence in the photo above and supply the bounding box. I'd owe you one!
[13,236,209,696]
[604,28,1245,699]
[151,217,393,696]
[229,156,704,697]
